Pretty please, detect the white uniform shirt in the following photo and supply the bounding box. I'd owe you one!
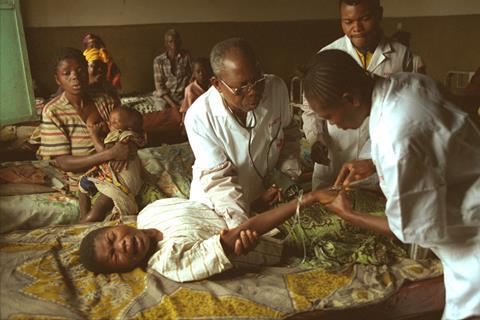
[185,74,301,228]
[369,74,480,319]
[369,73,480,245]
[302,35,414,188]
[138,198,283,282]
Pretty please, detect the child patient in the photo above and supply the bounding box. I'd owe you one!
[179,57,213,121]
[78,106,146,223]
[79,188,338,282]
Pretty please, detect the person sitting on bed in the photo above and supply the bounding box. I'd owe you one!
[78,106,146,223]
[79,188,337,282]
[82,33,121,90]
[153,29,192,111]
[179,57,213,122]
[34,47,131,193]
[83,47,120,105]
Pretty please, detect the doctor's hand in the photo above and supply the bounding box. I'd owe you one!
[325,191,355,221]
[310,141,330,166]
[334,159,375,188]
[251,185,283,212]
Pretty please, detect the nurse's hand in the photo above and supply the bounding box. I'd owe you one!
[311,141,330,166]
[325,191,354,221]
[334,159,375,188]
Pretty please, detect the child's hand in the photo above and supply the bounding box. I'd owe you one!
[325,190,354,220]
[312,188,338,204]
[87,121,108,137]
[220,229,259,256]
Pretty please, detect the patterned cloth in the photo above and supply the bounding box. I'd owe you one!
[0,143,192,233]
[281,190,408,271]
[139,198,283,282]
[35,92,116,191]
[79,130,146,216]
[0,203,443,319]
[153,50,192,109]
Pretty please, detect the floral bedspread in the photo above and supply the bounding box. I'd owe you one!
[0,193,442,319]
[0,142,443,319]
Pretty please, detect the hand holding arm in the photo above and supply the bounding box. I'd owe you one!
[325,191,394,238]
[54,140,130,173]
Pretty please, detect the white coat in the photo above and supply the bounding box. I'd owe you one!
[185,74,301,228]
[370,73,480,319]
[302,35,414,189]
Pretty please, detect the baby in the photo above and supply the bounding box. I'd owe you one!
[79,188,338,282]
[78,106,146,222]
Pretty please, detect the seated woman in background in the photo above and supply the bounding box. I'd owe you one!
[35,47,129,193]
[82,33,122,90]
[153,29,192,110]
[83,47,120,104]
[179,57,213,122]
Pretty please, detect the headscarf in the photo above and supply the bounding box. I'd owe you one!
[83,48,110,63]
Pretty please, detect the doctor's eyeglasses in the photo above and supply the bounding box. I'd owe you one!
[219,75,266,97]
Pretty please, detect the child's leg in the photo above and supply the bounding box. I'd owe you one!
[78,193,92,218]
[79,193,114,223]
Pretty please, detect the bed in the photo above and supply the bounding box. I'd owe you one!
[0,143,444,319]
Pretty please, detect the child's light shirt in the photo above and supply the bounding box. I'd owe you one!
[138,198,283,282]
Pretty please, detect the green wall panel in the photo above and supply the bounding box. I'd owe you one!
[0,0,35,125]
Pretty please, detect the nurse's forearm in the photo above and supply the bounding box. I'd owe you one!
[345,211,395,238]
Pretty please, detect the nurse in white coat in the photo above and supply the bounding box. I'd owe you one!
[303,49,480,320]
[185,38,301,229]
[302,0,415,189]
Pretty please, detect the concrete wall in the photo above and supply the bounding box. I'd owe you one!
[22,0,480,26]
[21,0,480,97]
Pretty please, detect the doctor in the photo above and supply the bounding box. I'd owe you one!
[184,38,301,228]
[303,50,480,320]
[302,0,416,189]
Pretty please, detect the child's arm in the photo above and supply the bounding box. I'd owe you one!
[87,122,107,152]
[220,188,338,254]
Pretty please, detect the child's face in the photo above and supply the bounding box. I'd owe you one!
[108,110,129,131]
[193,63,209,84]
[55,58,88,96]
[93,225,153,273]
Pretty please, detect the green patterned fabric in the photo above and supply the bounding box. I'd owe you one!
[280,190,408,271]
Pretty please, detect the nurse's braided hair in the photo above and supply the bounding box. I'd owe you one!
[302,50,374,107]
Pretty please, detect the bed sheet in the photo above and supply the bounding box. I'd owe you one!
[0,143,194,233]
[0,193,442,319]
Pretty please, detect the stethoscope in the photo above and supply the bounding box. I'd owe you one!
[222,95,281,184]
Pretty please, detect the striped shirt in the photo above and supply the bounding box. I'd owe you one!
[37,92,115,191]
[138,198,283,282]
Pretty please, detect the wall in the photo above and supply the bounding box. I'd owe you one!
[21,0,480,26]
[21,0,480,96]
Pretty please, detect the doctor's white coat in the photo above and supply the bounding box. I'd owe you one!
[185,75,301,228]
